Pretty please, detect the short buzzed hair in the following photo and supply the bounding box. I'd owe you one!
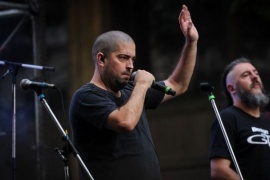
[92,31,135,62]
[221,57,251,107]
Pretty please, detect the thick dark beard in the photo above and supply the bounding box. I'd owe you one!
[236,85,269,108]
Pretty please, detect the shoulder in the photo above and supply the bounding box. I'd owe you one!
[220,106,238,117]
[71,83,106,102]
[219,106,246,126]
[221,106,248,116]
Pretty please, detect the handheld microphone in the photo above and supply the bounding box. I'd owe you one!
[20,79,56,90]
[131,71,176,96]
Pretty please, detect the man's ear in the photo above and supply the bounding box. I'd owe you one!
[100,55,104,62]
[227,84,235,93]
[97,53,105,64]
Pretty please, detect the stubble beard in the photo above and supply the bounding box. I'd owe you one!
[103,67,128,91]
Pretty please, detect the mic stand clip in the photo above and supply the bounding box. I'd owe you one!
[55,146,69,180]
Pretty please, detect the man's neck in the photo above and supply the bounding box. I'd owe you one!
[90,79,121,97]
[234,102,260,118]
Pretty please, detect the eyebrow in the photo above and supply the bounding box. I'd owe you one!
[117,54,136,59]
[241,69,258,75]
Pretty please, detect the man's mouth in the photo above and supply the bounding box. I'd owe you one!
[251,82,261,89]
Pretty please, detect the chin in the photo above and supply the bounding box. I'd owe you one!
[122,79,129,84]
[252,89,262,94]
[117,81,128,89]
[250,87,262,92]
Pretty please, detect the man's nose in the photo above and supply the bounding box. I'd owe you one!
[251,72,259,80]
[127,59,134,69]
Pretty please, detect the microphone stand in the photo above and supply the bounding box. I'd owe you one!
[0,1,50,178]
[200,82,244,180]
[1,60,54,180]
[33,88,94,180]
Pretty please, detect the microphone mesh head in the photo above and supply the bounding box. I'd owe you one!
[131,71,136,81]
[20,79,30,90]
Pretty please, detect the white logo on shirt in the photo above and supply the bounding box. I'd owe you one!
[247,127,270,146]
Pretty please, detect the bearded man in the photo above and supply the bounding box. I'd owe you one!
[209,57,270,180]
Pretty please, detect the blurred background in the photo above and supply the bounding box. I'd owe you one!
[0,0,270,179]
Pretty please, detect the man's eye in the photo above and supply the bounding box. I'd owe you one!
[119,56,128,60]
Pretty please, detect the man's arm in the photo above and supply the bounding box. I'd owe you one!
[105,70,154,132]
[163,5,199,102]
[210,158,240,180]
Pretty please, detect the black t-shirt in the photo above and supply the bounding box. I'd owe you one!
[209,106,270,180]
[69,82,165,180]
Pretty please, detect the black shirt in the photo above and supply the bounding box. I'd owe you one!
[210,106,270,180]
[69,82,165,180]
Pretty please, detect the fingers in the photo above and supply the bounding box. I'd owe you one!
[180,5,192,23]
[134,70,155,88]
[178,4,193,31]
[178,4,199,41]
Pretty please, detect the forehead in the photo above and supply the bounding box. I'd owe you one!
[231,63,256,75]
[113,42,136,56]
[226,62,256,82]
